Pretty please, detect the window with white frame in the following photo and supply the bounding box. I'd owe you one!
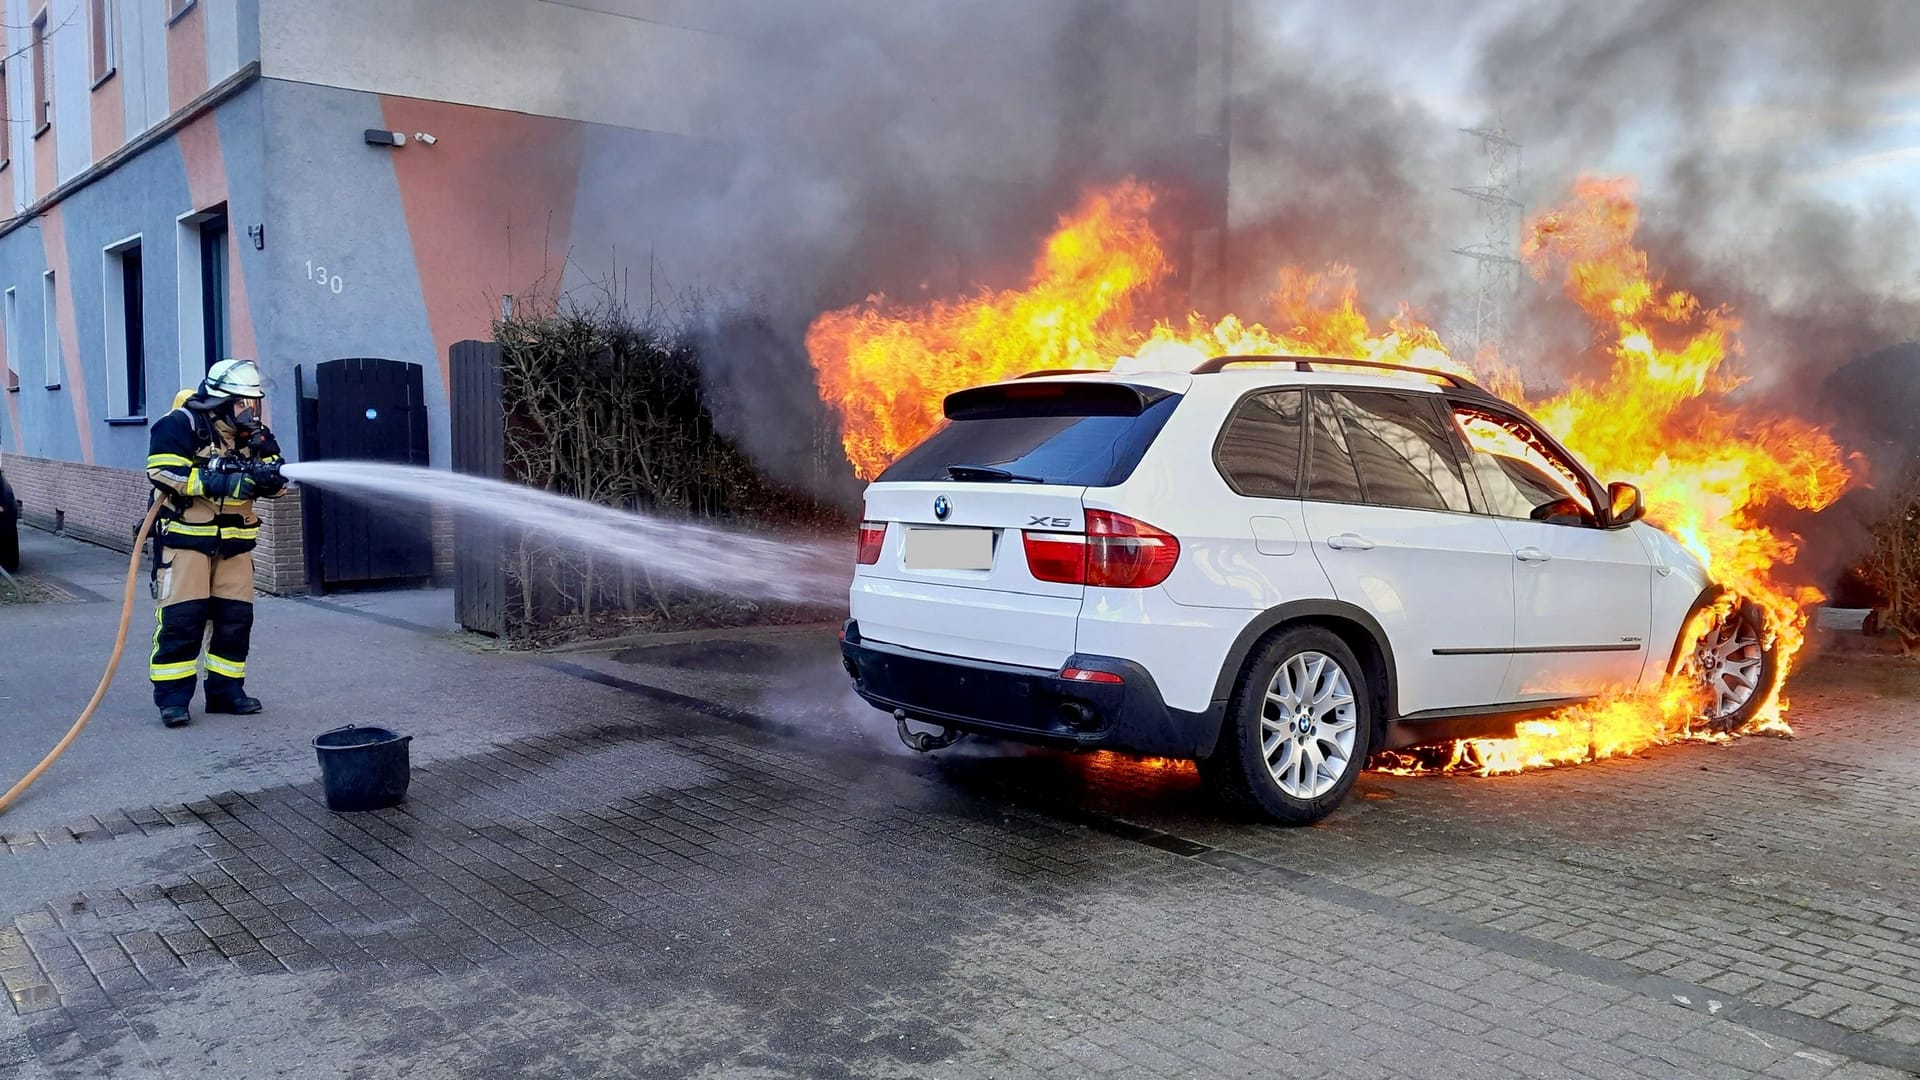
[42,271,60,389]
[176,205,228,389]
[104,237,145,417]
[3,289,16,392]
[0,61,10,170]
[31,8,50,133]
[90,0,117,86]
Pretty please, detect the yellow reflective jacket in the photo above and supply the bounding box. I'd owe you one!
[145,406,285,557]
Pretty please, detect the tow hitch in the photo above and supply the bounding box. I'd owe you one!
[894,710,965,753]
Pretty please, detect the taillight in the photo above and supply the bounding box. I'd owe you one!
[856,521,886,565]
[1022,510,1179,588]
[1061,667,1124,684]
[1022,531,1086,584]
[1086,510,1180,587]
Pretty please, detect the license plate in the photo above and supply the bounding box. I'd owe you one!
[903,527,995,570]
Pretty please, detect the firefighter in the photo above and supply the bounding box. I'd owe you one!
[144,359,289,728]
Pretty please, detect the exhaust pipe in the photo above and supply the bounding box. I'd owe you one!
[894,710,964,753]
[1056,702,1096,731]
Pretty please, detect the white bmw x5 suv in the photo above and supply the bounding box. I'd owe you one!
[838,356,1776,823]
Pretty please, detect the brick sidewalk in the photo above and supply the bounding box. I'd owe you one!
[2,536,1917,1077]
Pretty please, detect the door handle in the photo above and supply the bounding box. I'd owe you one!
[1514,546,1552,563]
[1326,533,1374,551]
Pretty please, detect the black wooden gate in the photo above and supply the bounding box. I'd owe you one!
[296,358,433,594]
[449,340,506,635]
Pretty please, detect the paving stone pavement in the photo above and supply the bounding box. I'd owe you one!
[2,530,1917,1078]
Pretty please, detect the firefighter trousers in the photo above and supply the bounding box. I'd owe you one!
[150,547,255,709]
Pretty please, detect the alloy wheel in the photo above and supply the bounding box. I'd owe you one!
[1260,651,1359,799]
[1693,610,1765,726]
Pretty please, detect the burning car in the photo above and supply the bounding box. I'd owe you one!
[837,356,1775,824]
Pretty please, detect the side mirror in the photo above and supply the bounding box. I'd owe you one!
[1530,497,1591,526]
[1607,481,1645,526]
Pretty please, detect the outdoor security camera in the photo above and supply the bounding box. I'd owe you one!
[414,132,438,145]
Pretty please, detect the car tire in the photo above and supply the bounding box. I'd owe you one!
[1689,598,1780,732]
[1199,625,1374,825]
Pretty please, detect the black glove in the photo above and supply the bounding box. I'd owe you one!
[245,426,282,460]
[199,458,257,500]
[199,471,257,501]
[247,459,287,497]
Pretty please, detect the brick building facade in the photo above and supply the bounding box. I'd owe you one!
[0,1,1230,594]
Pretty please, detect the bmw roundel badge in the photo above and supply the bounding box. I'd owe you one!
[933,494,952,521]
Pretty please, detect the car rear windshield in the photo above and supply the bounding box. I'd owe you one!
[877,382,1182,487]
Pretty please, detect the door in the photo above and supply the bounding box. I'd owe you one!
[1171,386,1332,611]
[1301,389,1515,714]
[296,358,434,593]
[1449,404,1653,700]
[199,210,229,372]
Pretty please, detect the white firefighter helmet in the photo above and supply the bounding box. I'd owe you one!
[201,358,265,400]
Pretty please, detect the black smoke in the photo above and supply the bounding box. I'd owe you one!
[557,1,1918,520]
[1473,0,1920,388]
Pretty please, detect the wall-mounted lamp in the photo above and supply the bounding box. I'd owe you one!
[364,129,407,147]
[246,224,264,250]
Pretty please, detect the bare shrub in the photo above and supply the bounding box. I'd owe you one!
[1855,465,1920,652]
[492,292,847,642]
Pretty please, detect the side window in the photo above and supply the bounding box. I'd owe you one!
[1306,390,1363,502]
[1328,391,1473,513]
[1216,389,1303,497]
[1452,406,1596,525]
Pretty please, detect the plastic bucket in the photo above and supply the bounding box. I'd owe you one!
[312,725,412,812]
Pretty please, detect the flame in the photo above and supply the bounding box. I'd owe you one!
[1509,179,1849,725]
[806,176,1854,774]
[805,181,1164,480]
[806,179,1484,480]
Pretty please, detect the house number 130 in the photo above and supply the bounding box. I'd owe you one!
[305,260,344,295]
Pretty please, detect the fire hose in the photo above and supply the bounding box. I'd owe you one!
[0,499,165,815]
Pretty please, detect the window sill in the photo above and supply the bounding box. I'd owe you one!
[167,1,197,26]
[43,383,60,391]
[105,415,148,426]
[33,123,51,141]
[91,67,117,93]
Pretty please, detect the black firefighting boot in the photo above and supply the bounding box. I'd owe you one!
[205,694,263,716]
[159,705,192,728]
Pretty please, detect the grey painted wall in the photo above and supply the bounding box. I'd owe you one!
[0,88,269,467]
[0,229,78,463]
[258,79,443,468]
[560,122,735,305]
[49,124,196,471]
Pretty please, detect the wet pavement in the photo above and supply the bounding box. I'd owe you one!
[2,529,1917,1078]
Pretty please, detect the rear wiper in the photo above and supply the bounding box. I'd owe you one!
[946,463,1045,483]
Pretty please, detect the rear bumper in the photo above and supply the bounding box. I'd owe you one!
[839,620,1220,758]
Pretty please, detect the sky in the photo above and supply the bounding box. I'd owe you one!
[1232,0,1920,327]
[1250,0,1919,210]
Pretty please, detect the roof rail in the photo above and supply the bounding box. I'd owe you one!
[1190,354,1485,393]
[1015,368,1108,379]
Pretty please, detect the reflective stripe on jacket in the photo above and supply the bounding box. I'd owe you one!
[145,407,280,556]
